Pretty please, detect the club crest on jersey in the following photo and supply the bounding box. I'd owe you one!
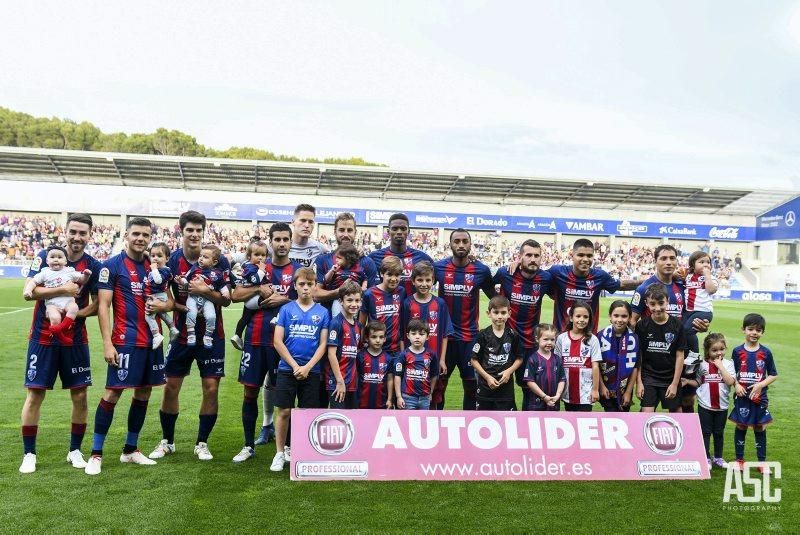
[532,284,541,293]
[98,267,110,284]
[503,342,511,353]
[429,310,438,320]
[403,257,413,266]
[665,333,675,343]
[465,273,474,283]
[674,292,682,301]
[756,360,765,370]
[312,315,321,324]
[282,274,293,283]
[27,368,36,381]
[423,358,430,366]
[586,279,595,289]
[393,294,400,301]
[379,362,387,372]
[117,369,128,381]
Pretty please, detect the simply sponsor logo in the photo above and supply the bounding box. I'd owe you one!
[366,210,395,224]
[708,227,740,240]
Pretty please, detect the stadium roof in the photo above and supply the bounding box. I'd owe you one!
[0,146,794,216]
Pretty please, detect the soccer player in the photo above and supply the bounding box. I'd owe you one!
[85,217,169,475]
[313,211,377,310]
[635,285,687,413]
[360,256,405,355]
[394,319,439,410]
[630,244,708,413]
[288,203,328,268]
[19,213,101,474]
[434,229,494,410]
[555,300,602,411]
[471,296,524,411]
[149,211,232,463]
[729,314,778,472]
[326,280,363,409]
[548,238,639,333]
[271,267,330,471]
[356,321,394,409]
[597,301,639,412]
[368,213,433,295]
[230,223,299,462]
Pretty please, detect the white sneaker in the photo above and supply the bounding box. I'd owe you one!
[232,446,255,463]
[230,334,244,351]
[284,446,291,461]
[187,333,196,346]
[66,449,87,469]
[85,454,102,475]
[151,333,164,349]
[169,326,180,341]
[270,451,286,472]
[194,442,213,461]
[19,453,37,474]
[148,439,175,459]
[120,449,157,465]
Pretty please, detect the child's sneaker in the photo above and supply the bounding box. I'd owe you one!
[230,334,244,351]
[203,335,213,349]
[186,334,196,346]
[270,451,286,472]
[758,463,771,475]
[713,458,728,469]
[707,458,712,470]
[734,459,746,471]
[151,333,164,349]
[169,326,180,341]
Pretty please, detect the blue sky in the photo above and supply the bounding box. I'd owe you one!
[2,0,800,188]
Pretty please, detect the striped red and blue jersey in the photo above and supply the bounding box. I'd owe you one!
[326,313,362,392]
[97,251,154,348]
[361,285,406,352]
[522,352,566,410]
[494,266,553,349]
[368,247,433,296]
[548,265,620,333]
[597,325,639,395]
[434,258,494,341]
[394,348,439,397]
[315,253,375,294]
[401,295,454,359]
[731,344,778,402]
[356,349,393,408]
[631,275,685,320]
[168,248,231,344]
[27,250,101,346]
[146,266,172,295]
[244,260,299,347]
[238,262,266,287]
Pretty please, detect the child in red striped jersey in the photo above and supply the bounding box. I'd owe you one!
[683,251,717,368]
[683,333,735,470]
[555,301,601,412]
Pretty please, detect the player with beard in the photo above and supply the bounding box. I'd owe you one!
[288,204,328,269]
[368,213,433,296]
[434,229,495,410]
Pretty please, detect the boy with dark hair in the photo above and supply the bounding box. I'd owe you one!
[368,212,433,294]
[356,321,394,409]
[360,256,405,354]
[394,319,438,410]
[471,296,524,411]
[635,284,687,413]
[326,280,363,409]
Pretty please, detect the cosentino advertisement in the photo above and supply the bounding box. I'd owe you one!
[290,410,709,481]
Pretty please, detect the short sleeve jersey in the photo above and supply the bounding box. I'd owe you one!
[523,352,566,410]
[597,325,640,395]
[368,247,433,295]
[357,349,393,409]
[731,344,778,402]
[695,359,736,410]
[685,272,715,313]
[146,266,172,295]
[634,316,687,387]
[289,239,328,268]
[494,267,553,349]
[555,331,602,405]
[434,258,494,341]
[631,276,685,320]
[97,251,155,348]
[27,249,101,346]
[394,348,439,397]
[315,253,375,291]
[548,265,620,333]
[276,301,330,373]
[326,313,362,392]
[471,326,524,400]
[361,286,406,352]
[401,295,454,359]
[245,260,300,347]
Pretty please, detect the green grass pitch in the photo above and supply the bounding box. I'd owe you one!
[0,279,796,533]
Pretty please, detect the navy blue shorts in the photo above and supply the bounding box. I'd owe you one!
[445,339,476,380]
[165,339,225,378]
[729,396,773,427]
[238,344,279,388]
[105,345,165,389]
[24,341,92,390]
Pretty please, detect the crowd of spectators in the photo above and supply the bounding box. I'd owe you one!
[0,214,119,263]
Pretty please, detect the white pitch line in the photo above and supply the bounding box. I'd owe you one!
[0,307,33,316]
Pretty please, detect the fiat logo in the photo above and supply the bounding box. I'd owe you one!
[308,412,355,456]
[643,416,684,456]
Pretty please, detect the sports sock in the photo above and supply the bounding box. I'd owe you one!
[197,413,218,444]
[754,430,767,462]
[462,380,477,411]
[734,426,746,460]
[91,398,117,456]
[242,396,258,447]
[22,425,37,455]
[70,422,87,451]
[160,410,179,443]
[123,398,148,454]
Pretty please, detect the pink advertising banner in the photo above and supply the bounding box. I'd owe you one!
[289,410,710,481]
